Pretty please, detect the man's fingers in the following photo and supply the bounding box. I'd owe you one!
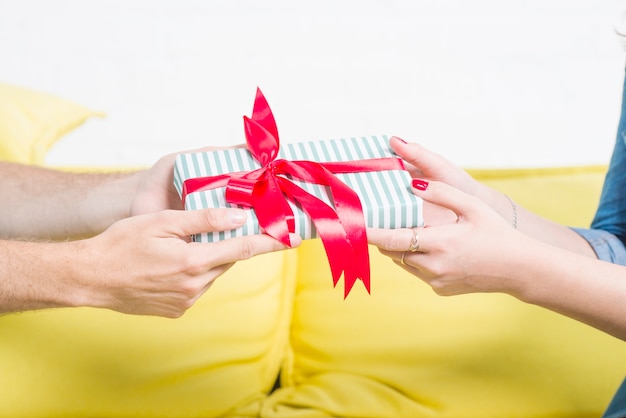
[156,208,249,237]
[147,208,299,268]
[192,232,300,269]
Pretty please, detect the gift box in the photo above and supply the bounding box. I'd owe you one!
[173,89,423,296]
[174,135,422,239]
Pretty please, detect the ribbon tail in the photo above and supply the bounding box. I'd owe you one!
[342,235,371,297]
[278,161,371,296]
[337,216,371,298]
[277,178,351,286]
[319,166,370,296]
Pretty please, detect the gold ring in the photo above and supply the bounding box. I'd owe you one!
[409,228,420,252]
[400,252,407,266]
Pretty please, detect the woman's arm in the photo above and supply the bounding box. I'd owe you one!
[368,179,626,341]
[473,179,598,257]
[389,137,598,258]
[518,237,626,340]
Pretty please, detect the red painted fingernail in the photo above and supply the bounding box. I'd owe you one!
[412,179,429,190]
[395,137,408,144]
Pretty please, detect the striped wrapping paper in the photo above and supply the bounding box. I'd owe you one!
[173,135,423,242]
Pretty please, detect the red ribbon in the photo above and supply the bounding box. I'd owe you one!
[182,88,406,297]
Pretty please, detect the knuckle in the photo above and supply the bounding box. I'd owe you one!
[429,279,451,296]
[172,273,205,298]
[179,282,201,299]
[200,209,221,229]
[164,295,197,319]
[206,208,238,230]
[238,239,256,260]
[384,230,409,251]
[178,297,196,312]
[429,262,447,277]
[166,309,185,319]
[180,253,206,276]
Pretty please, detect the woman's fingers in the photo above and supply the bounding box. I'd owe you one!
[411,179,478,220]
[367,227,427,253]
[389,136,477,194]
[367,179,478,255]
[389,137,452,177]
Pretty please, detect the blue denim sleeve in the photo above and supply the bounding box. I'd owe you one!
[590,67,626,246]
[577,67,626,269]
[570,227,626,266]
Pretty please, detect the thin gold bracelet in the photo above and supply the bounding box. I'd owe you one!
[505,195,517,229]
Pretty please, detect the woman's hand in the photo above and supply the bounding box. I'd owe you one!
[390,136,480,196]
[368,179,531,297]
[368,179,626,341]
[390,136,483,227]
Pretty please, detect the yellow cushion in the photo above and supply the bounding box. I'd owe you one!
[0,250,298,417]
[263,165,626,417]
[0,84,298,416]
[0,83,101,164]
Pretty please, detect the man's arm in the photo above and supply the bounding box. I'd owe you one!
[0,162,143,240]
[0,208,296,317]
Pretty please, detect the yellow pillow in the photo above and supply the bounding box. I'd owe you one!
[0,83,101,164]
[0,85,298,416]
[263,166,626,417]
[0,250,298,417]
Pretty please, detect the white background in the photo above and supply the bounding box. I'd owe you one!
[1,0,625,169]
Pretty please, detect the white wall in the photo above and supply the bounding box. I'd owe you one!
[1,0,625,168]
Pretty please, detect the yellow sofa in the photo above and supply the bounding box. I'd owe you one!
[1,83,625,417]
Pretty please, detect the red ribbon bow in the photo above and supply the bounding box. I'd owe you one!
[182,88,406,297]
